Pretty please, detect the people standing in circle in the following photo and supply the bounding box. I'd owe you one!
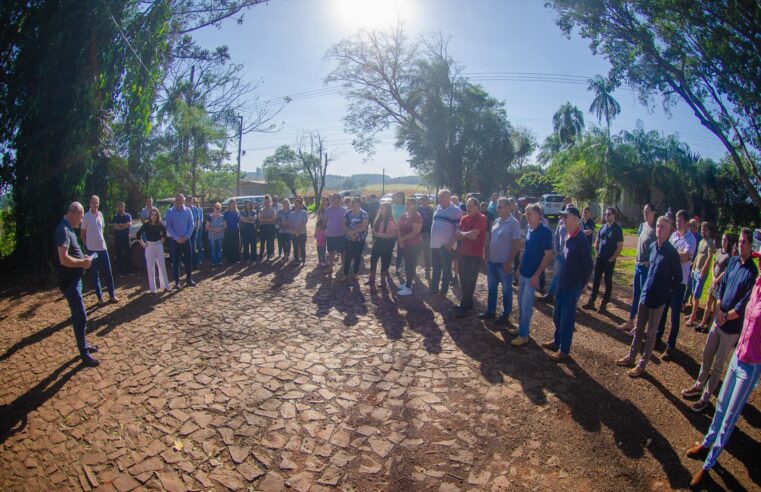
[289,197,309,264]
[111,201,133,276]
[55,202,99,367]
[165,193,196,288]
[315,196,329,266]
[135,208,170,293]
[583,207,624,313]
[481,197,521,324]
[618,203,657,333]
[325,194,347,273]
[341,197,369,281]
[258,195,277,261]
[240,201,258,262]
[429,189,463,295]
[454,197,487,318]
[417,195,433,279]
[367,202,398,289]
[276,199,292,260]
[140,197,156,224]
[81,195,120,304]
[223,199,240,264]
[205,202,226,267]
[190,197,204,268]
[396,198,423,296]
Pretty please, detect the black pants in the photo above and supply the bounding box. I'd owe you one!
[589,256,616,304]
[223,229,240,264]
[458,255,482,310]
[114,236,131,273]
[241,226,257,260]
[259,224,275,258]
[371,238,396,274]
[317,243,326,263]
[291,234,307,262]
[402,244,421,288]
[395,243,404,270]
[277,232,291,257]
[344,240,365,275]
[169,238,192,284]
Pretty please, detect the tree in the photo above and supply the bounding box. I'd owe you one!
[263,145,303,196]
[546,0,761,208]
[587,75,621,131]
[552,102,585,147]
[341,177,356,190]
[296,133,330,206]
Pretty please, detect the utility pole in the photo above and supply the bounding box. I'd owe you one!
[236,114,243,196]
[382,168,385,195]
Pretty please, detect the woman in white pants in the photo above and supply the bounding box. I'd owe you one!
[135,208,170,292]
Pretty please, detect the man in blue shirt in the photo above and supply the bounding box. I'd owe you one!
[541,206,593,360]
[508,203,553,347]
[583,207,624,312]
[616,215,682,377]
[190,196,204,268]
[165,193,196,288]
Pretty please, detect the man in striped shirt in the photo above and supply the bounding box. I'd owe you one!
[429,189,463,296]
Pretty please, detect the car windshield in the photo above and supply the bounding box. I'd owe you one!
[544,195,564,203]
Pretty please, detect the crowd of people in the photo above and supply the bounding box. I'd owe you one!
[53,188,760,489]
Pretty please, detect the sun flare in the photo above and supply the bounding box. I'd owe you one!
[332,0,414,30]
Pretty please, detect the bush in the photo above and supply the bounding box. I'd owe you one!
[0,207,16,259]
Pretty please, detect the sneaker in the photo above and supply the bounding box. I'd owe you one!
[109,296,121,304]
[478,311,495,320]
[540,340,558,351]
[547,351,569,361]
[81,355,100,367]
[681,385,703,399]
[581,301,595,310]
[511,336,529,347]
[661,347,674,361]
[186,280,197,287]
[597,302,608,313]
[537,293,554,303]
[495,314,511,324]
[627,365,646,378]
[616,356,635,367]
[507,327,520,336]
[397,286,412,296]
[690,399,709,413]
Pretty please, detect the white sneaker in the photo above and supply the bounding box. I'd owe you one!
[397,286,412,296]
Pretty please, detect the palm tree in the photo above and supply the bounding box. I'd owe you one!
[552,102,585,147]
[587,75,621,131]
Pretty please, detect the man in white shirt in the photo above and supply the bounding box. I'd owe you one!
[81,195,120,304]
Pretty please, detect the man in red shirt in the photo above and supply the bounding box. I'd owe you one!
[455,197,487,318]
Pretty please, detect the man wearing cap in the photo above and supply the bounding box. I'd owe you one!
[583,207,624,312]
[541,206,593,360]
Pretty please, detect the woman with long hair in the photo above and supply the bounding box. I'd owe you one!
[258,195,276,261]
[205,202,226,267]
[341,197,369,281]
[223,199,241,264]
[396,197,423,296]
[693,232,735,333]
[367,202,397,288]
[315,196,329,265]
[135,208,170,292]
[240,200,258,261]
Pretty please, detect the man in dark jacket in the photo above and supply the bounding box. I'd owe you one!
[541,206,593,361]
[616,215,682,377]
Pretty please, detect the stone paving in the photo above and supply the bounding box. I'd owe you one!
[0,244,759,491]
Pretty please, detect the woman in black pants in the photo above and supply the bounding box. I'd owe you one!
[257,195,276,260]
[341,197,369,281]
[240,201,258,261]
[367,203,397,288]
[396,198,423,296]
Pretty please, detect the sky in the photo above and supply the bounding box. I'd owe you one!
[193,0,726,178]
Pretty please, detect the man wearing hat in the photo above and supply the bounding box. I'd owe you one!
[541,205,593,361]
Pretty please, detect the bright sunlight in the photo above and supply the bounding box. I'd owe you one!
[332,0,415,30]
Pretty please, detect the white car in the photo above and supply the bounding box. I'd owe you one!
[379,193,394,204]
[540,194,565,218]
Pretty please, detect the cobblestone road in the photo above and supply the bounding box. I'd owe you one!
[1,245,759,491]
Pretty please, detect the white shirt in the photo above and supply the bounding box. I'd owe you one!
[82,210,108,251]
[670,230,697,285]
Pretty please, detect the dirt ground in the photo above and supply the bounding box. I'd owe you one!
[0,236,759,492]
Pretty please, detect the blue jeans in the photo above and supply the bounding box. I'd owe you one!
[629,263,649,320]
[702,352,761,469]
[61,279,88,357]
[547,255,565,296]
[552,284,583,354]
[193,228,203,267]
[486,261,513,316]
[657,283,687,349]
[90,249,115,300]
[431,247,453,294]
[209,238,222,266]
[169,238,193,284]
[518,274,537,338]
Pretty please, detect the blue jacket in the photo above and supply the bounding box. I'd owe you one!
[559,229,593,290]
[717,256,759,334]
[640,240,682,308]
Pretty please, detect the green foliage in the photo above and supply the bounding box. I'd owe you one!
[513,169,554,197]
[587,75,620,130]
[0,206,15,259]
[552,102,585,147]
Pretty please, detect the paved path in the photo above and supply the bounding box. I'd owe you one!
[0,245,759,491]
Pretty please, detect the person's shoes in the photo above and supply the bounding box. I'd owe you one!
[108,295,121,303]
[617,320,634,332]
[96,298,105,306]
[81,355,100,367]
[685,319,696,327]
[689,468,708,490]
[698,325,710,334]
[512,279,518,287]
[511,336,529,347]
[85,345,98,354]
[397,286,412,296]
[365,275,376,286]
[538,293,554,303]
[174,282,181,289]
[540,340,558,351]
[582,301,595,310]
[507,327,520,336]
[681,385,703,399]
[186,280,197,287]
[616,356,635,367]
[686,444,709,460]
[597,302,608,313]
[547,351,569,362]
[627,365,646,378]
[454,307,470,319]
[661,347,674,361]
[495,314,511,324]
[690,399,710,413]
[478,311,495,320]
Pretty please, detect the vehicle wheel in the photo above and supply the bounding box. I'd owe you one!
[131,242,145,270]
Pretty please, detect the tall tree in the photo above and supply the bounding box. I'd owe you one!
[552,102,585,147]
[546,0,761,208]
[296,133,330,207]
[262,145,303,197]
[587,75,621,131]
